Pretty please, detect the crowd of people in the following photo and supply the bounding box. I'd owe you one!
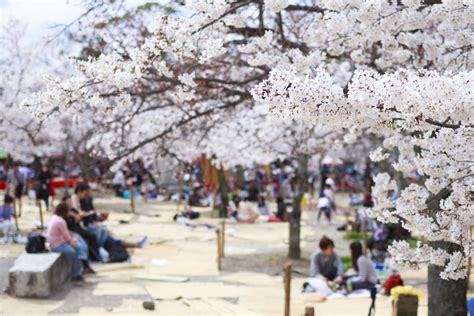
[111,159,158,200]
[0,157,405,292]
[178,183,288,224]
[46,183,147,281]
[2,163,54,217]
[0,163,148,282]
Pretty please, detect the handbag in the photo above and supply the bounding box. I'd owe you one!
[25,232,47,253]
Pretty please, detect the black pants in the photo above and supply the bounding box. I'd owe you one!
[72,225,101,262]
[351,281,375,291]
[317,207,331,221]
[112,184,123,197]
[36,187,50,209]
[15,183,24,199]
[322,266,338,281]
[219,205,227,218]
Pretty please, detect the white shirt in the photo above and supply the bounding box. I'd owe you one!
[318,197,331,208]
[323,188,334,201]
[325,178,336,191]
[112,171,125,186]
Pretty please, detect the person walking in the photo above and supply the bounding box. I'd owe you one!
[6,163,26,217]
[36,165,52,212]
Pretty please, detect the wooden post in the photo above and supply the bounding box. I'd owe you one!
[304,306,315,316]
[216,229,222,271]
[220,220,225,258]
[284,263,292,316]
[468,226,473,289]
[177,178,184,214]
[468,257,472,289]
[212,186,218,217]
[344,207,351,240]
[38,202,44,230]
[12,203,20,232]
[130,185,136,213]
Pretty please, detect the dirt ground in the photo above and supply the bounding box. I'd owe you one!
[0,190,462,315]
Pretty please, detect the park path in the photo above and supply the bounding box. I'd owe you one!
[0,193,431,315]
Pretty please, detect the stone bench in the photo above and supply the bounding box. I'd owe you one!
[9,253,71,298]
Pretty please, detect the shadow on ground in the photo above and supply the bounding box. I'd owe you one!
[222,251,310,276]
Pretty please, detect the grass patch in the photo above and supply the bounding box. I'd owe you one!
[343,231,372,241]
[341,255,352,271]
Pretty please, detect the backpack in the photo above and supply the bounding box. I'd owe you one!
[25,232,46,253]
[104,238,129,263]
[384,273,404,295]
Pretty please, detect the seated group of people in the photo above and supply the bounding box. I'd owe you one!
[307,236,377,294]
[227,194,287,223]
[47,183,147,282]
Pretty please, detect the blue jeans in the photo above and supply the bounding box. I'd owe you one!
[88,223,108,247]
[52,242,81,277]
[76,235,89,261]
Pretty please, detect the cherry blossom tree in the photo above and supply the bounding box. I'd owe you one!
[30,1,472,313]
[0,18,114,181]
[256,65,472,316]
[250,2,472,314]
[0,20,63,163]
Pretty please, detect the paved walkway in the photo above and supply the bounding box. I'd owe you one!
[0,193,432,315]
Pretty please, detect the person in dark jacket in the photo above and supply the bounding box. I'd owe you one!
[36,165,52,211]
[78,184,147,250]
[63,196,102,262]
[275,197,287,220]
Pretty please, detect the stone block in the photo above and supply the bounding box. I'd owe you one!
[143,300,155,310]
[9,252,71,298]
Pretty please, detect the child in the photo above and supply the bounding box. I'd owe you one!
[0,195,18,243]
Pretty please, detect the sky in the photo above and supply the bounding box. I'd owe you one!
[0,0,151,41]
[0,0,85,40]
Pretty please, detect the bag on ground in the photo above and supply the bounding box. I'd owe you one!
[104,238,129,263]
[25,232,46,253]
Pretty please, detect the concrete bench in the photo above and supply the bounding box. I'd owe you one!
[9,253,71,298]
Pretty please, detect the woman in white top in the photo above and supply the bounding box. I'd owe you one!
[237,198,259,223]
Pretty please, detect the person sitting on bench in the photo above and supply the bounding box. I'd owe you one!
[47,203,89,282]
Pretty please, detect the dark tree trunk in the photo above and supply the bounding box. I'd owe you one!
[217,166,230,218]
[289,192,303,259]
[236,165,245,189]
[426,190,467,316]
[81,163,89,183]
[64,144,70,195]
[77,152,94,184]
[428,242,467,316]
[288,154,308,260]
[33,155,42,175]
[364,156,374,191]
